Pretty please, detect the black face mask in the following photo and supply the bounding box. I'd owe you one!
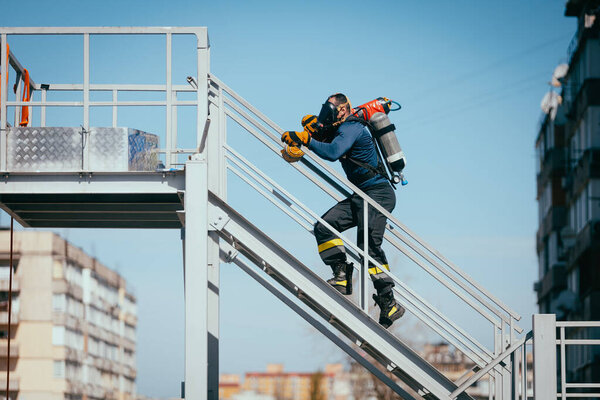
[317,101,338,128]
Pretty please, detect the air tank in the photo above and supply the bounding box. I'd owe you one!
[370,112,406,174]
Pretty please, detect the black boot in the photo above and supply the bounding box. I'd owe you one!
[326,262,353,295]
[373,291,405,328]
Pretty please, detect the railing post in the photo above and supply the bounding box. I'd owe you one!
[532,314,557,400]
[184,156,209,400]
[494,328,503,399]
[1,34,8,171]
[205,84,222,400]
[41,87,47,127]
[13,74,21,126]
[165,32,173,168]
[511,348,518,400]
[83,33,90,171]
[112,90,118,128]
[361,198,369,312]
[559,325,566,400]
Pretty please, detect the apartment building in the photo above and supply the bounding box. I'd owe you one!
[223,364,349,400]
[219,374,241,399]
[0,230,137,400]
[535,0,600,385]
[421,343,533,399]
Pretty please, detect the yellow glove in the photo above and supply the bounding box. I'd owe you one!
[301,114,319,135]
[281,130,311,147]
[281,145,304,163]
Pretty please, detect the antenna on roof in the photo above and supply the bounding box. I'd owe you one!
[551,63,569,87]
[541,91,561,120]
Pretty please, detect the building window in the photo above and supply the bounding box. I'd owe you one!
[53,294,66,312]
[569,185,593,233]
[54,360,65,378]
[568,267,580,295]
[52,326,65,346]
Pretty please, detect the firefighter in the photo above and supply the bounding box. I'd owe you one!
[281,93,405,329]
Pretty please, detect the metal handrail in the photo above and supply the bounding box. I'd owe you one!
[209,73,521,329]
[209,74,535,395]
[0,27,208,170]
[220,104,504,328]
[208,79,537,393]
[450,331,532,399]
[557,322,600,399]
[223,143,498,366]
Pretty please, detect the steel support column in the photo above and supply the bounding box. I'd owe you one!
[184,158,209,400]
[532,314,557,400]
[205,96,221,400]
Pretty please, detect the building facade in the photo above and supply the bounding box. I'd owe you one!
[535,0,600,386]
[0,230,137,400]
[421,343,489,400]
[220,364,349,400]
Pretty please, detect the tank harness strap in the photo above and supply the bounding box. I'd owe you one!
[342,116,389,184]
[343,155,384,185]
[374,123,396,136]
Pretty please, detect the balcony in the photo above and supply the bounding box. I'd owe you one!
[0,311,19,324]
[535,265,567,301]
[0,378,19,391]
[568,220,600,266]
[0,277,19,292]
[121,337,136,352]
[122,364,137,379]
[52,312,83,331]
[537,148,567,192]
[65,347,84,363]
[537,206,568,249]
[123,312,137,326]
[565,149,600,201]
[65,381,85,396]
[565,79,600,129]
[0,341,18,357]
[52,279,83,300]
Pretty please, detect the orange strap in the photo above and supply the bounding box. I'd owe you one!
[19,68,31,126]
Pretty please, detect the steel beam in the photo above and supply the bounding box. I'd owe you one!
[184,158,209,400]
[199,36,218,400]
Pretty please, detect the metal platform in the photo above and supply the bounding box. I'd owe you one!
[0,171,185,228]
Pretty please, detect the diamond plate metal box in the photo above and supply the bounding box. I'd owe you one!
[7,127,158,172]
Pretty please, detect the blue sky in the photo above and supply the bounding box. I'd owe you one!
[1,1,576,398]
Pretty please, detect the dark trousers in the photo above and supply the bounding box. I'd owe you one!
[314,183,396,295]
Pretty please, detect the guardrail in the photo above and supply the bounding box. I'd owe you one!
[208,73,525,396]
[557,321,600,399]
[0,27,209,170]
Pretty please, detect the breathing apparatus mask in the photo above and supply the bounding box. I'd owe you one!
[316,94,352,139]
[317,101,338,128]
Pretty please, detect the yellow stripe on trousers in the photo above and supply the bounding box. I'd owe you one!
[368,264,390,275]
[318,238,344,253]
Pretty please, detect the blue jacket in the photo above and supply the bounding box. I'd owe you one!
[308,121,388,189]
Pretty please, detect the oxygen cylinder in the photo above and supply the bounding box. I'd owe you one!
[353,97,392,121]
[370,112,406,176]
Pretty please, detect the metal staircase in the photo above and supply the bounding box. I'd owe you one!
[2,26,598,400]
[208,191,472,399]
[205,75,527,399]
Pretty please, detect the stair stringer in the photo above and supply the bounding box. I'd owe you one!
[208,192,474,400]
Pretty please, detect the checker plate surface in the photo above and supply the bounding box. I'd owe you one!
[7,127,158,172]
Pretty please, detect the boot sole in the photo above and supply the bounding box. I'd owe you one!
[379,306,405,328]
